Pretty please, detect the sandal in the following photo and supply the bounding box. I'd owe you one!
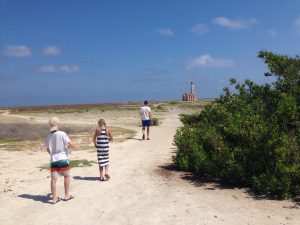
[105,174,110,180]
[63,195,74,201]
[52,198,61,204]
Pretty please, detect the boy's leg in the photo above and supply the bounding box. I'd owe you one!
[147,126,150,139]
[142,120,146,140]
[64,175,70,198]
[142,126,145,139]
[51,176,58,203]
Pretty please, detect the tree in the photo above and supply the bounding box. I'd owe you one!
[173,51,300,198]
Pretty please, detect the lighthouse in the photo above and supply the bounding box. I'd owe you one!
[182,81,198,101]
[191,81,195,94]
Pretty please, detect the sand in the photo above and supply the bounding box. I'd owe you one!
[0,109,299,225]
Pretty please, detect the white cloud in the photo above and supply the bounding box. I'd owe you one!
[191,23,209,35]
[187,54,234,69]
[267,29,278,37]
[37,65,57,73]
[4,45,32,57]
[43,45,61,55]
[212,17,257,29]
[37,65,80,73]
[59,65,80,73]
[157,28,174,36]
[294,16,300,35]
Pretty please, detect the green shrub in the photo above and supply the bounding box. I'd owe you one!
[173,51,300,198]
[155,105,168,112]
[152,117,160,126]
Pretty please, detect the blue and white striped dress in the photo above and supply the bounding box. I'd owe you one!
[96,129,109,166]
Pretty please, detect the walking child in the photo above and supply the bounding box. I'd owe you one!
[140,100,152,140]
[45,117,75,204]
[93,119,113,181]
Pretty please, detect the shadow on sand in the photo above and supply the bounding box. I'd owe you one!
[126,137,142,141]
[18,193,52,204]
[158,164,204,187]
[293,197,300,207]
[158,163,300,208]
[73,176,99,181]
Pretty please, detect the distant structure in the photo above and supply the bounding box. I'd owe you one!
[182,81,198,101]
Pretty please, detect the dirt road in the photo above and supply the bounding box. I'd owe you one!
[0,111,299,225]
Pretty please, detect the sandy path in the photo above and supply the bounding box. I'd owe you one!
[0,111,299,225]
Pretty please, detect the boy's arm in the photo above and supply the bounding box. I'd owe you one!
[45,136,50,154]
[68,141,75,149]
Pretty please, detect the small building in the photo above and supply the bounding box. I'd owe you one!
[182,81,198,101]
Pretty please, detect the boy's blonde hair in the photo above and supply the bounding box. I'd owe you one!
[98,119,106,128]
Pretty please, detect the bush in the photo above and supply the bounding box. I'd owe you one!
[152,117,160,126]
[173,51,300,198]
[155,105,168,112]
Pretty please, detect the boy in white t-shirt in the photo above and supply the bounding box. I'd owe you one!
[140,100,152,140]
[45,117,75,204]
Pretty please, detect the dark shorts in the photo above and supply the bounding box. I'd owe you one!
[142,120,151,127]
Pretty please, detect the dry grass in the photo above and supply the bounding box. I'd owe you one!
[0,99,212,152]
[0,123,93,141]
[3,100,214,113]
[166,99,214,109]
[7,102,143,114]
[0,123,136,151]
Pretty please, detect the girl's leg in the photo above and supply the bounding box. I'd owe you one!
[99,165,102,177]
[105,165,110,179]
[99,166,106,180]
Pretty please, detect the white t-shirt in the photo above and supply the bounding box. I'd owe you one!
[46,131,71,162]
[140,106,151,120]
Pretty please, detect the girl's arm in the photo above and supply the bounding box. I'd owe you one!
[93,129,100,147]
[106,128,113,141]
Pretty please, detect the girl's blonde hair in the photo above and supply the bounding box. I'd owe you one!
[98,119,106,128]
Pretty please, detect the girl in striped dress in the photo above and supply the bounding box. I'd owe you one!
[93,119,113,181]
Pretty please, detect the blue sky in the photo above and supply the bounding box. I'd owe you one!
[1,0,300,106]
